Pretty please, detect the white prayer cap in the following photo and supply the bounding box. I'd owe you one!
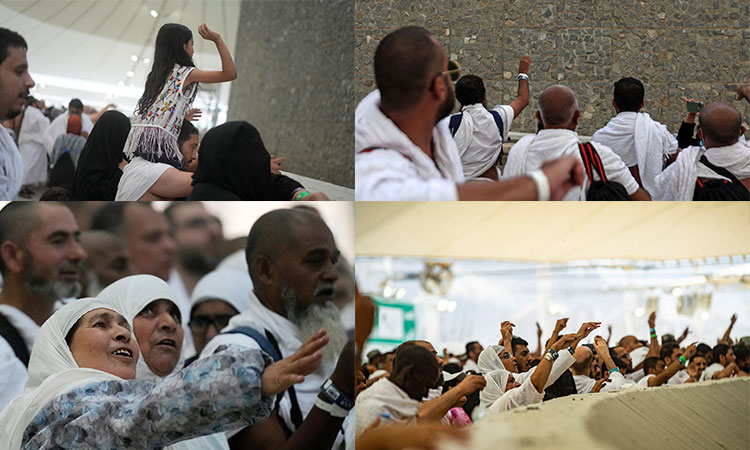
[216,249,248,273]
[190,268,253,317]
[477,344,506,374]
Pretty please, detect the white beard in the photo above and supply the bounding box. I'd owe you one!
[282,283,347,363]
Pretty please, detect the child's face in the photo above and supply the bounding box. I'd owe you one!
[184,38,194,58]
[180,133,199,172]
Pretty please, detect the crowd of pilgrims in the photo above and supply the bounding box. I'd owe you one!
[354,289,748,449]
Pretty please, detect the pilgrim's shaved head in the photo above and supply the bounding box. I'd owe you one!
[538,85,579,128]
[700,102,743,147]
[245,208,330,283]
[374,26,444,112]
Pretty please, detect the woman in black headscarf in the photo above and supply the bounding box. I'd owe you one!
[73,110,131,200]
[188,121,325,201]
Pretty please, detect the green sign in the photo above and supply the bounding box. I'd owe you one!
[367,296,417,346]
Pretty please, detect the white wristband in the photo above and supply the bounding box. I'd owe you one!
[529,170,550,201]
[315,396,350,418]
[518,73,529,81]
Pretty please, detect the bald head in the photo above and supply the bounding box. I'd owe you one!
[571,346,594,375]
[699,102,743,148]
[538,85,580,129]
[374,26,445,112]
[245,208,331,284]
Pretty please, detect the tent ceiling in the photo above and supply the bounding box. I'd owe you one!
[355,203,750,263]
[0,0,240,110]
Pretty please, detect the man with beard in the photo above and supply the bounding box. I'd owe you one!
[164,202,224,305]
[0,202,86,409]
[199,208,354,450]
[355,25,584,201]
[0,28,35,200]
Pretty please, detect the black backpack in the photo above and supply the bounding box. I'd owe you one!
[449,110,506,165]
[693,155,750,201]
[48,149,76,191]
[577,142,631,201]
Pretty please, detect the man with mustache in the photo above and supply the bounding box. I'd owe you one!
[355,25,584,201]
[199,208,354,450]
[0,202,87,410]
[0,28,35,200]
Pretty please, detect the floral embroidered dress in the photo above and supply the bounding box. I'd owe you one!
[123,64,198,168]
[20,346,273,449]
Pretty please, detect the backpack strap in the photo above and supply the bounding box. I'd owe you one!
[223,326,304,429]
[577,142,608,183]
[0,312,30,367]
[698,155,746,188]
[448,113,463,136]
[489,110,505,140]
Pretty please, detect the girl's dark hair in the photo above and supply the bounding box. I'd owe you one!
[136,23,195,115]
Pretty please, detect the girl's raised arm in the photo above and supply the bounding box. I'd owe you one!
[183,23,237,89]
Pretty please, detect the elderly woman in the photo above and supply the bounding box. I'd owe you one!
[478,334,578,414]
[0,297,327,449]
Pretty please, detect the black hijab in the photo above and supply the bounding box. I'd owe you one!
[73,110,131,200]
[189,121,273,200]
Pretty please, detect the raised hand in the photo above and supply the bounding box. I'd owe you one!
[261,329,328,397]
[541,156,585,201]
[555,318,569,332]
[457,374,486,395]
[518,56,531,74]
[198,22,222,42]
[592,376,610,393]
[648,312,656,329]
[500,321,515,342]
[551,333,580,351]
[185,108,202,121]
[577,322,601,339]
[270,154,284,174]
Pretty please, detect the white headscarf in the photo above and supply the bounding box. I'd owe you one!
[0,298,126,449]
[97,274,184,383]
[479,368,511,411]
[477,344,506,374]
[190,269,253,317]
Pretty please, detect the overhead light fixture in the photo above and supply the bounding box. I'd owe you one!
[131,55,138,62]
[126,71,135,77]
[150,10,159,18]
[143,57,151,64]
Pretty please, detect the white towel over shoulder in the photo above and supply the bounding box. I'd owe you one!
[592,112,677,195]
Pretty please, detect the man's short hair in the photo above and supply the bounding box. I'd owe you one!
[700,102,743,147]
[609,347,629,371]
[733,344,749,361]
[177,119,198,147]
[511,336,528,354]
[465,341,479,355]
[613,77,644,112]
[0,28,27,66]
[68,99,84,111]
[455,75,485,106]
[0,203,42,275]
[643,356,660,376]
[696,343,712,356]
[689,353,706,364]
[90,203,127,236]
[712,344,730,363]
[393,344,436,374]
[245,208,322,284]
[571,351,594,373]
[659,342,679,361]
[374,26,444,112]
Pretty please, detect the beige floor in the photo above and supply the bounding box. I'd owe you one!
[439,377,749,450]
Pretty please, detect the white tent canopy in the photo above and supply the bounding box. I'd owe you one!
[356,203,750,355]
[0,0,240,121]
[356,203,750,262]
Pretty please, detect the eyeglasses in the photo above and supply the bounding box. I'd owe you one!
[432,60,461,87]
[189,315,234,333]
[499,352,512,359]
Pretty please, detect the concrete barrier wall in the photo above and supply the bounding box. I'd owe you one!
[355,0,750,137]
[229,0,354,188]
[439,377,749,450]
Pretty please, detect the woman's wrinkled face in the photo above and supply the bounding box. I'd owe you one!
[505,374,521,391]
[69,308,139,379]
[133,299,184,377]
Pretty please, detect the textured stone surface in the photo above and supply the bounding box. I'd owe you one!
[229,0,354,188]
[356,0,750,136]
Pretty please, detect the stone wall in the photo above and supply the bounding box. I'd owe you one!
[229,0,354,188]
[356,0,750,136]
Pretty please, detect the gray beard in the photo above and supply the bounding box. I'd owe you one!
[23,274,82,302]
[281,283,347,363]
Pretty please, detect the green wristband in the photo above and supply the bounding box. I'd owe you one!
[295,191,310,201]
